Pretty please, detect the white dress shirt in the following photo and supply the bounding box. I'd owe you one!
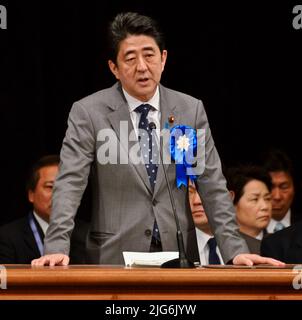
[195,228,224,265]
[266,209,291,233]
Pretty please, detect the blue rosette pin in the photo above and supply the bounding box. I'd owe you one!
[170,125,197,188]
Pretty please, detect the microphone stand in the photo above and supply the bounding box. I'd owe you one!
[149,122,195,268]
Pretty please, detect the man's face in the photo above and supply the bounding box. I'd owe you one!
[28,165,58,222]
[108,34,167,102]
[269,171,295,220]
[188,182,208,231]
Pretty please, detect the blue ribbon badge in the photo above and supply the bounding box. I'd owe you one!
[170,125,197,188]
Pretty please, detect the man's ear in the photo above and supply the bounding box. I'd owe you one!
[161,50,168,72]
[229,190,235,202]
[28,190,34,204]
[108,60,119,79]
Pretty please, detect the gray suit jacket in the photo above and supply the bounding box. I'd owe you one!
[239,232,261,254]
[44,82,249,264]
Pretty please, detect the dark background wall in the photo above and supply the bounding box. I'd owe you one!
[0,1,301,224]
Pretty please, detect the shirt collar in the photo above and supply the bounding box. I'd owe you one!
[195,228,214,250]
[32,211,49,235]
[256,230,264,240]
[267,209,291,233]
[122,86,160,112]
[281,209,291,226]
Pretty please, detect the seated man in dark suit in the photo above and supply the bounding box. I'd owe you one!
[261,221,302,263]
[259,148,301,232]
[0,155,88,264]
[189,181,223,265]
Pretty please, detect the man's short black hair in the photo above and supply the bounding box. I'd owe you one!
[108,12,165,63]
[260,148,294,178]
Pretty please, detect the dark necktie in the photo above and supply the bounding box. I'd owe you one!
[207,237,221,265]
[135,104,161,245]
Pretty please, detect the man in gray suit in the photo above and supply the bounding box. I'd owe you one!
[32,12,283,267]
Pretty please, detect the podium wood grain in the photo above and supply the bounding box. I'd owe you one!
[0,265,302,300]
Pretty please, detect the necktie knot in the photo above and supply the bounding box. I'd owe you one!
[135,104,152,117]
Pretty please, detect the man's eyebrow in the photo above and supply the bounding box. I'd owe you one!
[124,46,156,56]
[124,49,135,56]
[142,46,156,51]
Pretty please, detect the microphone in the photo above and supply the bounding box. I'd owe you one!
[149,122,195,268]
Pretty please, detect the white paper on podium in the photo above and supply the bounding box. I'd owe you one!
[123,251,179,267]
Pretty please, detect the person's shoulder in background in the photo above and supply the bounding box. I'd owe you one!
[261,221,302,263]
[0,215,39,264]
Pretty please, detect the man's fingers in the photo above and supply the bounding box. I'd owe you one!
[62,255,70,266]
[49,257,56,267]
[244,257,254,266]
[259,257,285,266]
[49,255,70,266]
[31,254,69,266]
[233,254,252,266]
[233,253,285,266]
[31,256,49,266]
[245,254,284,266]
[31,257,46,266]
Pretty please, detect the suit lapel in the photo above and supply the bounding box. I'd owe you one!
[153,86,180,198]
[107,85,152,194]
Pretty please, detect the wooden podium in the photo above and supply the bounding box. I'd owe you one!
[1,265,302,300]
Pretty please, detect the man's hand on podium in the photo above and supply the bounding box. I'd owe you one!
[232,254,285,266]
[31,253,285,267]
[31,254,70,266]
